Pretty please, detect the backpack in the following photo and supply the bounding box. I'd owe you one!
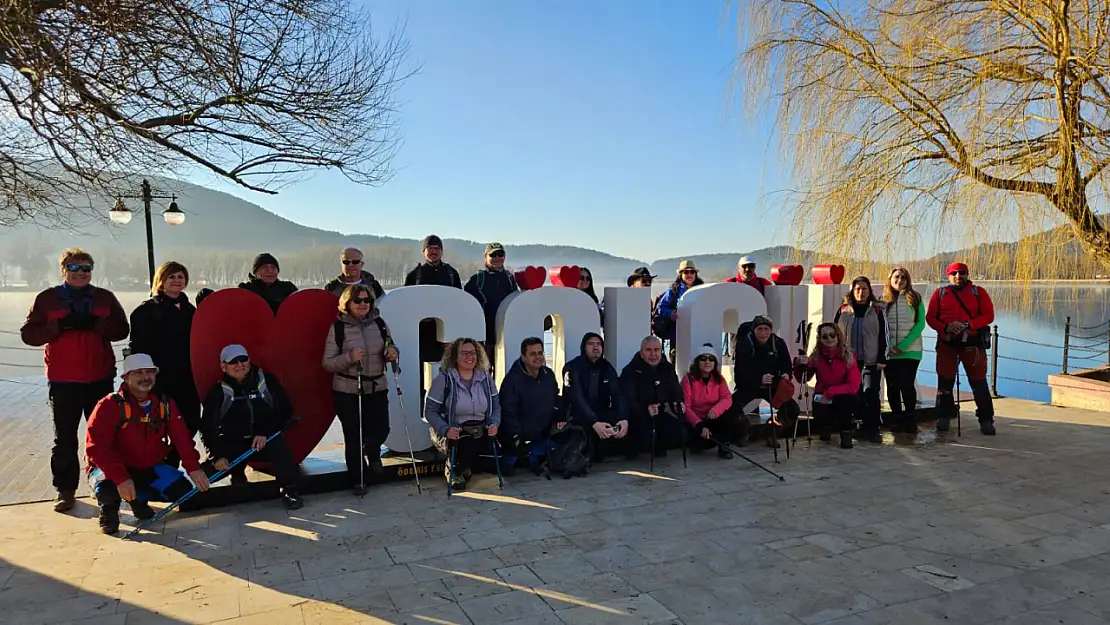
[475,270,517,305]
[334,317,392,352]
[544,423,592,479]
[218,370,274,420]
[652,284,680,338]
[111,392,171,432]
[935,285,991,350]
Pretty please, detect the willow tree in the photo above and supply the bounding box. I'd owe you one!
[737,0,1110,276]
[0,0,407,225]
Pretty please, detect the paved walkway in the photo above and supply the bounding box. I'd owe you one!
[1,398,1109,624]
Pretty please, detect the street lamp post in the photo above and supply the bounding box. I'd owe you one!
[108,179,185,287]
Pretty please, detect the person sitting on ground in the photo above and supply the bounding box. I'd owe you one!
[833,276,889,443]
[562,332,629,460]
[794,323,861,449]
[620,336,685,459]
[681,343,738,459]
[654,260,704,360]
[499,337,563,475]
[725,256,772,295]
[239,252,298,314]
[21,247,130,513]
[325,247,385,299]
[405,235,463,364]
[199,344,304,509]
[733,315,800,447]
[85,353,210,535]
[882,267,926,434]
[464,242,519,365]
[424,338,501,491]
[322,285,399,495]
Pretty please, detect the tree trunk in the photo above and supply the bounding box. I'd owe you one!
[1054,183,1110,269]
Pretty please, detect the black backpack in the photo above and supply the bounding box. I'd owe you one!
[544,423,592,480]
[333,317,392,351]
[652,284,680,338]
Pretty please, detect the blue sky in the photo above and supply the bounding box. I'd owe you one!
[190,0,788,262]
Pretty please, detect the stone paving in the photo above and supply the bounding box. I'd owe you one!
[2,398,1110,624]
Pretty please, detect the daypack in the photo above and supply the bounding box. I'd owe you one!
[544,423,591,480]
[333,317,392,352]
[652,284,681,338]
[218,370,275,421]
[110,392,173,446]
[475,270,517,306]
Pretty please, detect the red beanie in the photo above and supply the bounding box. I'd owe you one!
[946,262,969,275]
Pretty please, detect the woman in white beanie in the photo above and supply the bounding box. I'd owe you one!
[680,343,739,458]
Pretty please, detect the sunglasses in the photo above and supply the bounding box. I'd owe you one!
[949,271,968,276]
[224,355,249,365]
[351,297,373,304]
[741,264,756,269]
[489,251,506,258]
[342,259,363,265]
[681,270,698,275]
[697,355,716,362]
[65,264,93,272]
[820,332,838,340]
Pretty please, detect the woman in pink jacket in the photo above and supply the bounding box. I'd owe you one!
[796,323,861,449]
[681,343,736,459]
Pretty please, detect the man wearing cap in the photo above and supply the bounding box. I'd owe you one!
[325,247,385,299]
[405,235,463,363]
[239,252,298,314]
[926,262,997,435]
[733,315,800,447]
[464,242,519,365]
[725,256,772,295]
[199,344,304,508]
[85,353,210,534]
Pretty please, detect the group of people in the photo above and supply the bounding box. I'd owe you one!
[20,241,997,534]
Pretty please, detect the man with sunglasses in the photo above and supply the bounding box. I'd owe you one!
[464,242,519,365]
[325,247,385,299]
[926,262,997,435]
[405,235,463,364]
[239,252,298,314]
[21,248,130,513]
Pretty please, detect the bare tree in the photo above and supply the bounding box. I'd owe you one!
[737,0,1110,274]
[0,0,407,224]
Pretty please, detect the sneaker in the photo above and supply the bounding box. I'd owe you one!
[98,507,120,535]
[129,501,155,521]
[282,491,304,510]
[449,474,467,491]
[840,432,854,449]
[717,446,734,460]
[53,490,76,513]
[936,417,950,432]
[980,420,996,436]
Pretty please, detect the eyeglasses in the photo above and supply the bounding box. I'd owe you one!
[697,355,716,362]
[458,350,478,358]
[351,297,372,304]
[490,251,506,258]
[819,333,837,340]
[224,355,249,365]
[342,259,362,265]
[525,350,545,358]
[65,264,93,272]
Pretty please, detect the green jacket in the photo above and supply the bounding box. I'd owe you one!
[886,293,925,360]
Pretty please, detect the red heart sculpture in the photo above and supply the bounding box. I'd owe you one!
[514,265,547,290]
[191,288,340,467]
[812,264,846,285]
[549,265,582,287]
[770,264,804,285]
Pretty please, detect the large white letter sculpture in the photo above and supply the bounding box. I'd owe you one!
[495,287,601,387]
[601,286,651,374]
[376,285,486,452]
[675,283,767,372]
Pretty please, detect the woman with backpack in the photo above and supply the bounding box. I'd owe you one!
[794,323,861,449]
[882,268,926,434]
[833,276,889,443]
[681,343,737,459]
[654,260,704,359]
[424,338,501,492]
[322,284,399,495]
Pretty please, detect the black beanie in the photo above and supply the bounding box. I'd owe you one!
[252,252,279,274]
[422,235,443,250]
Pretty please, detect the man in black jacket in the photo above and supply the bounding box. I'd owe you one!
[562,333,628,460]
[464,242,519,365]
[239,253,298,315]
[324,247,385,299]
[404,235,463,363]
[620,336,685,458]
[499,337,562,474]
[733,315,799,446]
[199,344,304,509]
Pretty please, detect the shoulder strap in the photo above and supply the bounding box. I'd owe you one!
[947,286,977,320]
[113,393,130,430]
[334,319,345,351]
[373,316,393,349]
[219,382,235,419]
[935,286,946,321]
[256,371,274,407]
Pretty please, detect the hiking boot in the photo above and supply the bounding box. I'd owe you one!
[282,489,304,510]
[717,445,733,460]
[98,507,120,535]
[979,420,996,436]
[368,456,384,475]
[903,414,918,435]
[840,432,854,449]
[54,490,76,513]
[936,417,950,432]
[129,501,155,521]
[449,474,467,491]
[819,426,832,442]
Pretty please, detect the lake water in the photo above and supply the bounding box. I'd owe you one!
[2,283,1108,403]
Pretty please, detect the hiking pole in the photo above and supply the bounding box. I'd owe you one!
[123,431,283,540]
[356,362,366,495]
[649,408,657,473]
[706,434,785,482]
[490,435,504,491]
[388,362,422,494]
[766,384,779,464]
[447,441,456,498]
[955,370,962,437]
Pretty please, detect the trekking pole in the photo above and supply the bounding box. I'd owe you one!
[123,431,283,540]
[490,435,504,491]
[356,362,366,495]
[388,362,422,494]
[766,384,779,464]
[706,434,785,482]
[649,408,657,473]
[447,442,456,498]
[955,370,962,437]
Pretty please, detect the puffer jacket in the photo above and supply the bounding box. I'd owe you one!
[798,348,861,398]
[834,301,889,366]
[885,293,925,360]
[322,312,396,395]
[324,270,385,299]
[680,373,732,427]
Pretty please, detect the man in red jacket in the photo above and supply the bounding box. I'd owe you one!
[925,262,996,435]
[86,353,210,535]
[725,256,773,295]
[20,248,130,512]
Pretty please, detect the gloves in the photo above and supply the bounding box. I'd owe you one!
[59,313,96,331]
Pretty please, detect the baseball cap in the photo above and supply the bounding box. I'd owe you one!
[220,344,249,363]
[485,242,505,255]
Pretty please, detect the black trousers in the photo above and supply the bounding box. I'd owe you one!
[629,410,685,453]
[215,434,300,489]
[581,413,632,460]
[690,413,741,449]
[733,380,801,439]
[883,359,920,415]
[447,433,488,476]
[856,364,883,432]
[334,390,390,486]
[814,394,860,432]
[49,378,114,492]
[161,384,202,470]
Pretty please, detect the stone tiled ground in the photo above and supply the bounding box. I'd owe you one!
[2,400,1110,624]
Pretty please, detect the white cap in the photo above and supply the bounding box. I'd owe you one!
[738,256,756,267]
[121,353,158,375]
[220,344,249,363]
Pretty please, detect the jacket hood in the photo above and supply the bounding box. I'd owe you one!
[628,351,667,371]
[512,357,551,378]
[333,270,376,284]
[579,332,603,357]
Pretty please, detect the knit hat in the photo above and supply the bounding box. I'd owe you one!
[751,315,773,330]
[677,260,698,274]
[692,342,719,364]
[946,262,969,275]
[422,234,443,250]
[626,267,657,287]
[485,242,505,255]
[252,252,279,274]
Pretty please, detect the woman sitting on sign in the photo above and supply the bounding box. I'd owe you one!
[794,322,861,450]
[424,338,501,492]
[681,343,738,459]
[322,284,399,496]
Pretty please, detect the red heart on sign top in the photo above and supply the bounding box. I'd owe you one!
[812,264,846,285]
[770,264,804,285]
[191,288,339,466]
[514,266,547,290]
[549,265,582,287]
